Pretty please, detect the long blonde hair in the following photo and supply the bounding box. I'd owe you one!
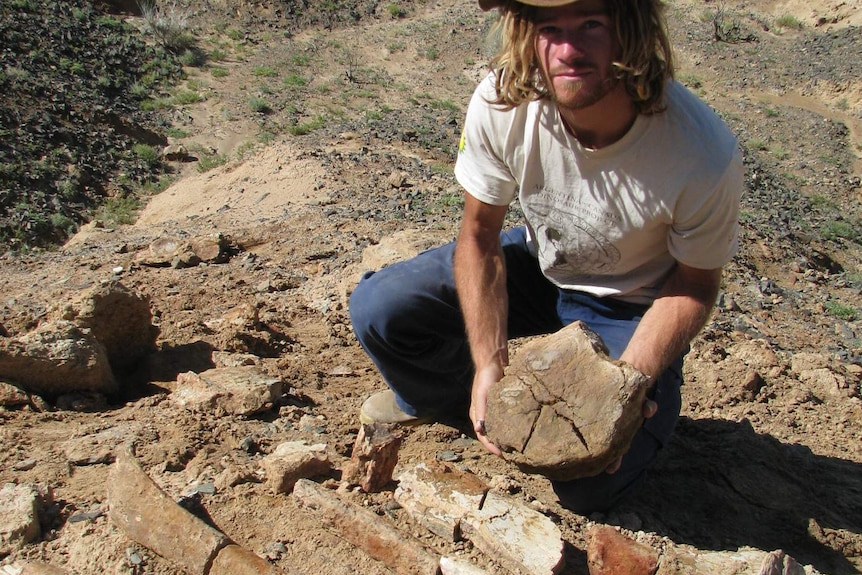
[488,0,674,114]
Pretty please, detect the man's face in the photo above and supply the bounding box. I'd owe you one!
[533,0,622,111]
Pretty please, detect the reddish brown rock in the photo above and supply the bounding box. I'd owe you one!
[485,321,650,480]
[341,422,403,492]
[586,525,658,575]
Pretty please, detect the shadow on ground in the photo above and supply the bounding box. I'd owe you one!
[620,417,862,575]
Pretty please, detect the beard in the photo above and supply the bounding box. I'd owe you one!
[547,65,621,111]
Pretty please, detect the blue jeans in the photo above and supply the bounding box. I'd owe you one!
[349,226,682,513]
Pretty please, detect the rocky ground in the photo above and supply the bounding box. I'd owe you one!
[1,0,861,574]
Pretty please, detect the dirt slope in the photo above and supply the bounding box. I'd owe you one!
[1,1,861,574]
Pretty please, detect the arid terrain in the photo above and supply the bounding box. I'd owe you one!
[1,0,861,574]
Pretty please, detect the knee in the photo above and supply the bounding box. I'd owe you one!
[349,270,388,339]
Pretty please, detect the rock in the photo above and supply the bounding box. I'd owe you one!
[0,381,29,408]
[757,550,805,575]
[260,441,331,494]
[107,447,230,575]
[172,366,283,416]
[210,544,280,575]
[0,483,44,553]
[395,461,487,542]
[586,525,658,575]
[395,462,564,575]
[485,321,650,480]
[461,491,565,575]
[341,422,403,492]
[655,546,812,575]
[62,422,142,466]
[0,320,116,398]
[139,235,228,268]
[0,563,71,575]
[55,281,158,372]
[293,479,440,575]
[439,557,492,575]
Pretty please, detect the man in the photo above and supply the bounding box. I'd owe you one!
[349,0,742,513]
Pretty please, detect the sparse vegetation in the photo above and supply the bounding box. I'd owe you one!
[824,300,858,321]
[0,0,183,249]
[775,14,804,30]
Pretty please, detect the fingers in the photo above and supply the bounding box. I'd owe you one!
[643,398,658,419]
[605,456,623,474]
[469,362,505,457]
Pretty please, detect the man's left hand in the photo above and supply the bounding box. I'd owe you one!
[605,398,658,474]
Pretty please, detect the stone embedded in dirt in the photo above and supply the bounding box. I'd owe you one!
[108,447,230,575]
[341,422,403,493]
[209,544,281,575]
[395,462,565,575]
[172,366,283,416]
[293,478,441,575]
[461,491,565,575]
[52,281,158,373]
[439,557,492,575]
[138,234,229,268]
[395,461,486,542]
[757,550,805,575]
[655,547,810,575]
[485,321,651,480]
[0,320,116,398]
[61,422,142,466]
[586,525,658,575]
[260,441,330,494]
[0,381,29,408]
[1,562,71,575]
[0,483,45,554]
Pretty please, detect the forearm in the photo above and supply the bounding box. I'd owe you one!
[454,230,508,370]
[619,264,722,381]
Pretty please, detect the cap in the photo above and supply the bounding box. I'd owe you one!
[478,0,579,11]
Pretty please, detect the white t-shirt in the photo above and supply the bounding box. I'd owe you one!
[455,73,743,305]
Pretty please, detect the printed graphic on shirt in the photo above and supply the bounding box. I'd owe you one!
[458,128,466,154]
[524,192,621,277]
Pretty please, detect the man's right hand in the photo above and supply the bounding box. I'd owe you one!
[469,361,505,456]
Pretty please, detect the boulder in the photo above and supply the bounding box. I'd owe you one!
[485,321,650,480]
[0,320,116,397]
[172,366,283,416]
[55,281,158,372]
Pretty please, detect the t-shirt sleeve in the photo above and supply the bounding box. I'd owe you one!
[454,75,519,207]
[668,146,743,269]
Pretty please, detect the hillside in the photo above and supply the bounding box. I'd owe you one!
[1,1,861,574]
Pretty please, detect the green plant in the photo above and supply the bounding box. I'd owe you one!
[94,194,143,226]
[678,73,702,90]
[133,143,159,165]
[289,115,326,136]
[387,4,406,18]
[197,152,227,173]
[174,90,204,105]
[824,300,857,321]
[138,0,196,52]
[283,74,307,87]
[210,66,229,78]
[769,145,789,160]
[747,138,768,151]
[292,54,311,67]
[775,14,803,30]
[822,220,859,242]
[248,96,271,114]
[253,66,278,77]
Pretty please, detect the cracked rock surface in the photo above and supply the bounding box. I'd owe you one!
[485,321,651,480]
